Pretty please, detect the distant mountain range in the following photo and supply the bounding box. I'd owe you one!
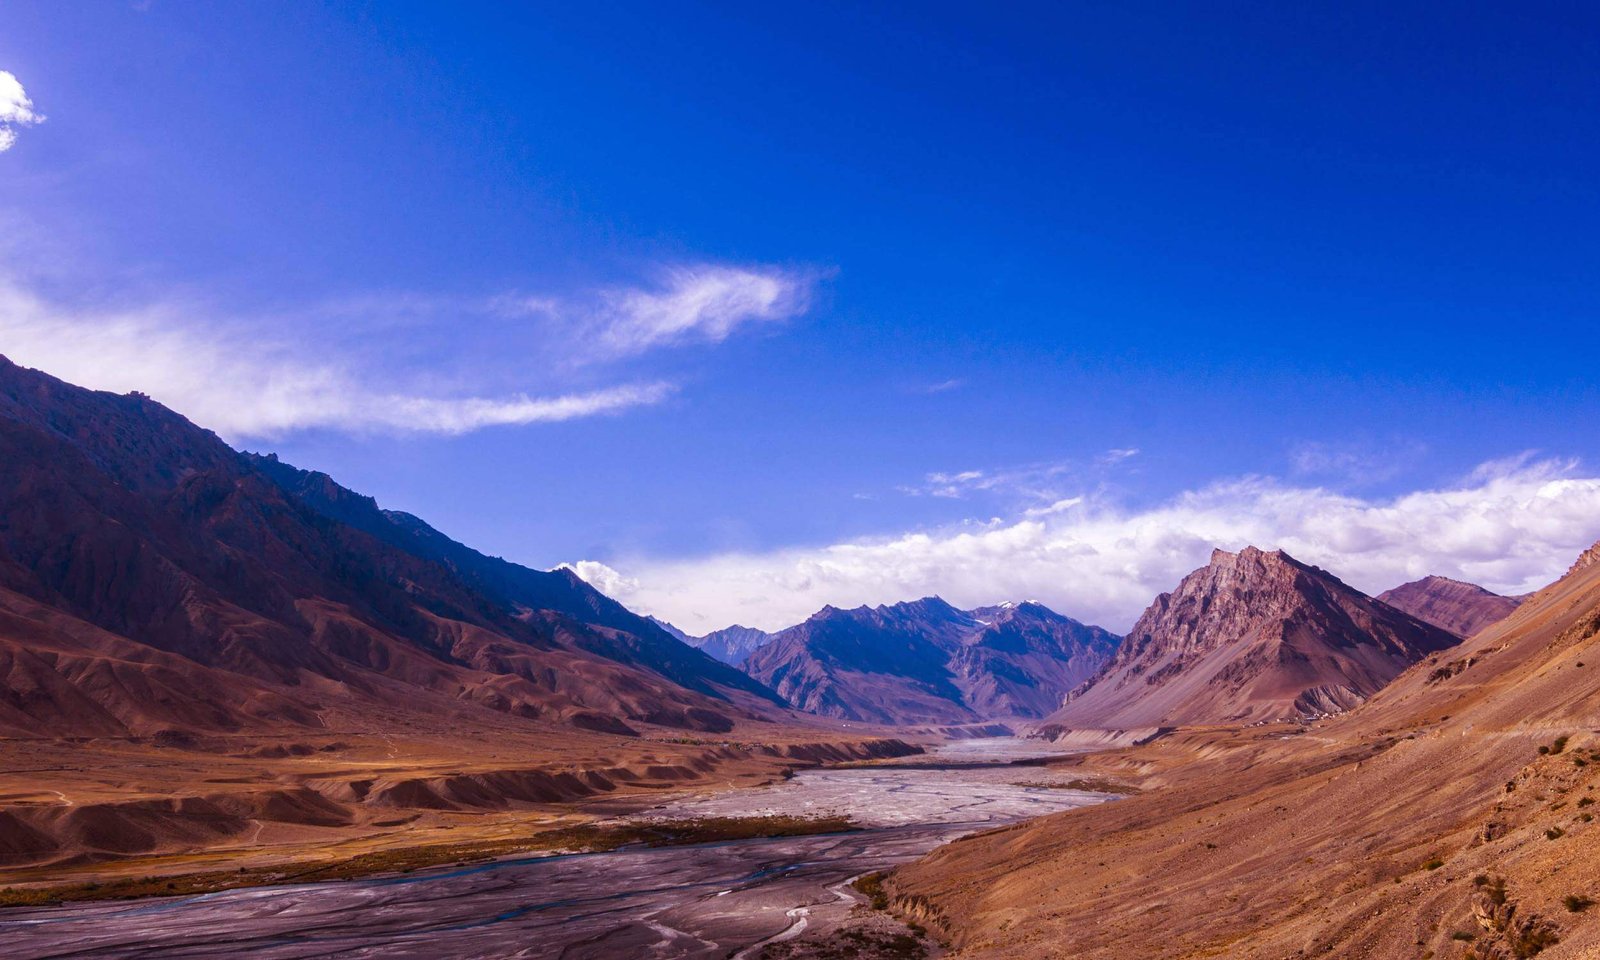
[1044,547,1461,729]
[649,558,1523,732]
[741,597,1120,724]
[0,354,1528,747]
[649,617,776,666]
[0,354,1135,743]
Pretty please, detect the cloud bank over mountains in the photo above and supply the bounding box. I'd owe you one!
[568,456,1600,635]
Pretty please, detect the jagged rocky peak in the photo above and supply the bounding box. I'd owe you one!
[887,595,968,616]
[1046,545,1460,728]
[644,616,778,667]
[1126,546,1335,657]
[695,624,778,667]
[969,599,1040,620]
[1569,539,1600,577]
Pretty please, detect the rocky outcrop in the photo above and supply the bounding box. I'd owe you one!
[1046,547,1460,727]
[1566,538,1600,577]
[1376,575,1522,638]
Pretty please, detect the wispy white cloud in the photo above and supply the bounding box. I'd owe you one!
[0,251,820,438]
[900,460,1078,501]
[900,450,1142,503]
[566,456,1600,635]
[922,469,988,498]
[494,264,815,360]
[369,383,675,433]
[0,70,45,152]
[918,378,966,394]
[593,264,812,356]
[1023,496,1083,518]
[0,276,674,438]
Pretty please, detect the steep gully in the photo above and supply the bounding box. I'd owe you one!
[0,739,1107,959]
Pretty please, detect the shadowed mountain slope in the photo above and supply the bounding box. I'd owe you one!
[743,598,1119,724]
[1377,574,1523,639]
[1045,547,1459,729]
[246,453,779,705]
[0,355,780,740]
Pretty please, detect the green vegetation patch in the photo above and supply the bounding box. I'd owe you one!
[853,870,891,910]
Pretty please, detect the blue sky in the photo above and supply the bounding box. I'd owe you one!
[2,3,1598,631]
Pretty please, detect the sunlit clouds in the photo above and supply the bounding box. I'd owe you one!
[566,456,1600,635]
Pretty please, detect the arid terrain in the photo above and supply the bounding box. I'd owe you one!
[4,10,1595,959]
[1379,575,1525,639]
[0,356,912,881]
[2,356,1597,960]
[0,721,921,890]
[0,739,1110,959]
[887,544,1600,959]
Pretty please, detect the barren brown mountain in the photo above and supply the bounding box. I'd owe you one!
[0,356,919,875]
[0,354,780,738]
[888,540,1600,959]
[1379,574,1524,638]
[1042,546,1460,730]
[742,598,1119,724]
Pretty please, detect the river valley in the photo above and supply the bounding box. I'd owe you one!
[0,738,1109,959]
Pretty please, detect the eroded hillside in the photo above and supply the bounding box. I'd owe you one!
[888,542,1600,959]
